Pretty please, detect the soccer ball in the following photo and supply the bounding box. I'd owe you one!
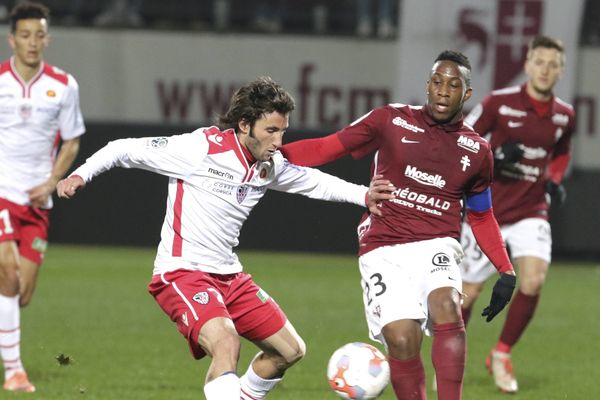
[327,342,390,399]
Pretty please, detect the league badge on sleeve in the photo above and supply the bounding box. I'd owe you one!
[150,137,168,149]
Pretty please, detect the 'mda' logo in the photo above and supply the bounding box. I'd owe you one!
[404,165,446,188]
[457,135,481,153]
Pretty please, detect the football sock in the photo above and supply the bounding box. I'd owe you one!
[240,363,282,399]
[388,355,426,400]
[203,371,240,400]
[461,305,472,326]
[499,290,540,348]
[432,321,466,400]
[0,294,23,380]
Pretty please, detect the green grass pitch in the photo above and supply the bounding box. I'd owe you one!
[14,245,600,399]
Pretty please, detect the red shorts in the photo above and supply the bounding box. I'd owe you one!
[148,269,287,359]
[0,198,49,265]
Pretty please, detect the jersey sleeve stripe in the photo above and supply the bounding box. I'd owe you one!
[171,179,185,257]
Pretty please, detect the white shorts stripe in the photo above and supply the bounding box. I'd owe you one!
[171,281,199,321]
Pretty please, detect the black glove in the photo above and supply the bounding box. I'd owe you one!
[494,142,524,166]
[482,273,516,322]
[545,181,566,207]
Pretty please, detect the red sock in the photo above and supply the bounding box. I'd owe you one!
[388,355,426,400]
[461,305,472,326]
[499,290,540,347]
[432,322,466,400]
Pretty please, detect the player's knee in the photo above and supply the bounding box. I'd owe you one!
[277,335,306,368]
[0,261,20,295]
[206,330,241,361]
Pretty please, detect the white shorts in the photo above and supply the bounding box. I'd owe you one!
[358,237,464,344]
[459,217,552,284]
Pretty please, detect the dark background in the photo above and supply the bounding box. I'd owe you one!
[48,123,599,260]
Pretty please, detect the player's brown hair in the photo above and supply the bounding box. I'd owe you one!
[528,35,565,65]
[9,2,50,33]
[218,76,296,132]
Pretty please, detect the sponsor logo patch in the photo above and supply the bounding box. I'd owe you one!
[392,117,425,133]
[457,136,481,153]
[404,165,446,188]
[432,252,451,266]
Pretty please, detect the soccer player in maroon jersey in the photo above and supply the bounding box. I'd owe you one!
[281,51,516,400]
[458,36,575,393]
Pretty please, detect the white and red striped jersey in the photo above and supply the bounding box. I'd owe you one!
[0,57,85,208]
[72,126,368,275]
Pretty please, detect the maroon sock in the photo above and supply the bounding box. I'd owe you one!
[461,305,472,326]
[388,355,427,400]
[432,322,466,400]
[499,290,540,346]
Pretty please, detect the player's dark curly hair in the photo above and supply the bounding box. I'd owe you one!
[218,76,295,132]
[9,2,50,33]
[434,50,472,87]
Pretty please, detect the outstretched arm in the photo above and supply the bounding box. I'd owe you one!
[280,133,349,167]
[465,188,516,322]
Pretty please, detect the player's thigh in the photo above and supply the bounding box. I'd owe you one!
[227,274,288,344]
[513,256,549,295]
[505,218,552,262]
[148,270,232,359]
[360,238,463,341]
[0,241,20,295]
[17,207,49,267]
[459,221,496,284]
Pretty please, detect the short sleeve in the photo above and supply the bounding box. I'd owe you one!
[59,75,85,140]
[337,107,389,159]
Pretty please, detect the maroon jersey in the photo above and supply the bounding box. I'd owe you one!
[337,104,493,256]
[465,85,575,225]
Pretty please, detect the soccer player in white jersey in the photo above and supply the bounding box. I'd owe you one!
[57,77,392,400]
[0,2,85,392]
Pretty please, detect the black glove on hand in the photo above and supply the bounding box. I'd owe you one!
[545,180,567,207]
[494,142,524,166]
[482,273,516,322]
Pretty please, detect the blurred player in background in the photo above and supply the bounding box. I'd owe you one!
[459,35,575,393]
[57,77,391,400]
[0,2,85,392]
[282,51,516,400]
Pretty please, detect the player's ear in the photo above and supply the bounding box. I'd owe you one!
[238,119,250,135]
[463,87,473,102]
[8,34,15,50]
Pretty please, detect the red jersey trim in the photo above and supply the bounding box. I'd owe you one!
[42,63,69,85]
[171,179,184,257]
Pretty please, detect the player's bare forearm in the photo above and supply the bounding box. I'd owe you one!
[28,138,81,206]
[367,175,396,216]
[56,175,86,199]
[50,138,81,186]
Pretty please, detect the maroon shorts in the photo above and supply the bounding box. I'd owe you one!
[0,198,49,265]
[148,269,287,359]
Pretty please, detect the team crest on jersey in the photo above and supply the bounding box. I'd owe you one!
[18,103,32,120]
[46,90,56,98]
[150,137,168,148]
[193,292,210,304]
[456,136,480,153]
[236,185,249,203]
